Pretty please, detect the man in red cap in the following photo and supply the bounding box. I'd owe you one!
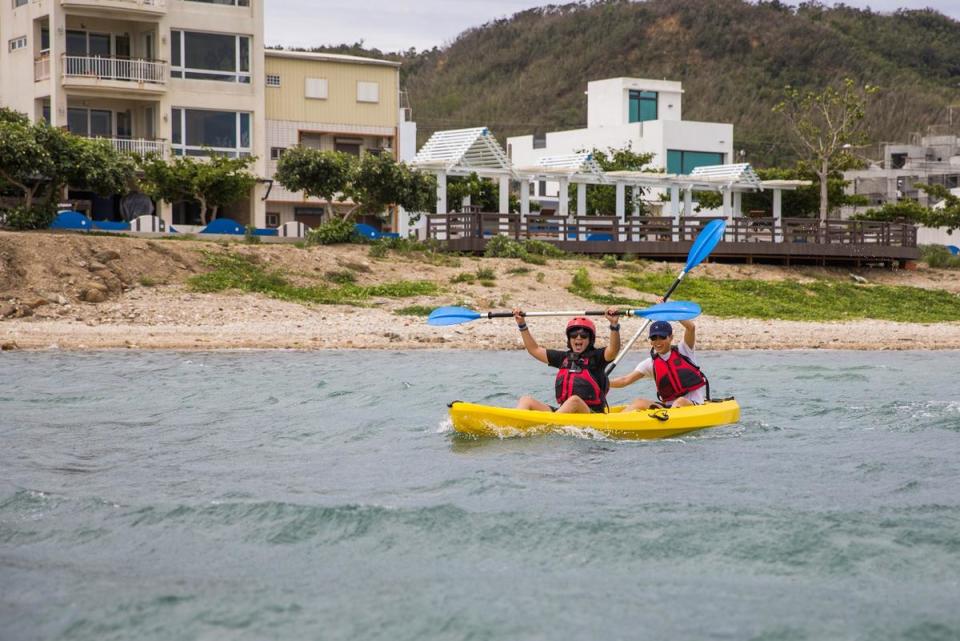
[609,317,708,410]
[512,306,621,413]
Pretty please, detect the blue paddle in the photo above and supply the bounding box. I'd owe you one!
[606,218,726,375]
[427,300,701,327]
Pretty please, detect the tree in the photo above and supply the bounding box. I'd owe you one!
[569,146,655,215]
[0,107,135,227]
[141,154,256,225]
[275,146,434,221]
[273,147,353,220]
[774,78,877,221]
[921,184,960,234]
[348,151,435,216]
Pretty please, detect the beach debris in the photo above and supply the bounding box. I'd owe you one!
[848,273,868,284]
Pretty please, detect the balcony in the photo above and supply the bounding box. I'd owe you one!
[62,55,167,93]
[35,54,51,81]
[61,0,166,18]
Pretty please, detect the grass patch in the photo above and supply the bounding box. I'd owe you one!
[506,266,533,276]
[920,244,960,269]
[451,272,476,284]
[187,251,438,305]
[394,305,434,317]
[608,272,960,322]
[325,269,357,285]
[568,267,594,298]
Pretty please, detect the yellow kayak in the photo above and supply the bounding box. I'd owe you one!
[449,399,740,439]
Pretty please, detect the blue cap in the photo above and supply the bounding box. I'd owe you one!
[648,320,673,338]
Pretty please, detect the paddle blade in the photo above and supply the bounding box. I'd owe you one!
[684,219,726,272]
[632,300,701,321]
[427,306,483,326]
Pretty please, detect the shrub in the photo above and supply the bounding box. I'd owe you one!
[451,272,476,283]
[920,244,960,269]
[3,204,56,231]
[523,239,565,257]
[325,270,357,284]
[569,267,593,297]
[243,225,261,244]
[475,267,496,280]
[601,254,618,269]
[306,218,355,245]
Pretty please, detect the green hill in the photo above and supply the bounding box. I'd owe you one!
[398,0,960,166]
[295,0,960,167]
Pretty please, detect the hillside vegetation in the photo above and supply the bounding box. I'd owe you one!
[306,0,960,167]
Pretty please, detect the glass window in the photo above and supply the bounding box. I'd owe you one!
[68,108,89,136]
[666,150,725,175]
[266,74,280,87]
[90,110,112,138]
[41,28,49,51]
[172,108,252,157]
[171,30,251,83]
[629,90,658,123]
[171,31,181,66]
[14,0,28,8]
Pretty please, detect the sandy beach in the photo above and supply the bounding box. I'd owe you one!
[2,230,959,351]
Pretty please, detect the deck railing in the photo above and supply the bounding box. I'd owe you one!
[62,55,167,85]
[425,214,918,248]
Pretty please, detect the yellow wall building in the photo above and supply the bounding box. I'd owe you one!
[263,50,408,231]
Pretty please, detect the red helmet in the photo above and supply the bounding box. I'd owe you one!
[566,317,596,340]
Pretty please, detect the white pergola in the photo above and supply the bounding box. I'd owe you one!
[410,127,516,214]
[513,152,609,217]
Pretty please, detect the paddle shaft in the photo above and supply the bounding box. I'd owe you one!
[486,310,627,320]
[605,269,688,375]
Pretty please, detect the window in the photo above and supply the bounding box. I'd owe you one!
[67,108,113,138]
[357,81,379,103]
[171,30,251,83]
[186,0,250,5]
[265,213,279,228]
[270,147,285,160]
[334,138,361,156]
[629,90,658,123]
[266,74,280,87]
[13,0,28,7]
[40,28,49,52]
[666,150,725,175]
[533,132,546,149]
[171,108,251,157]
[9,36,26,52]
[305,77,327,99]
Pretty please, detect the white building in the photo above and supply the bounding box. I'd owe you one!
[507,77,733,209]
[0,0,267,227]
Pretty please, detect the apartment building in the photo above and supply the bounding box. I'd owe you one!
[262,49,412,231]
[0,0,267,226]
[507,77,733,208]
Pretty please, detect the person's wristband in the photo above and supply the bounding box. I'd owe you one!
[610,324,621,331]
[517,323,528,331]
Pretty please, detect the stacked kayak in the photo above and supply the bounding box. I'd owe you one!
[449,399,740,439]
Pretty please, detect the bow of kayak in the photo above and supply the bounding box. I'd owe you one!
[449,399,740,439]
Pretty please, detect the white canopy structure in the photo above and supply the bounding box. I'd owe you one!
[513,152,609,216]
[411,127,515,214]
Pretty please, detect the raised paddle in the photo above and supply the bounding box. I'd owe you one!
[427,300,702,327]
[605,218,726,375]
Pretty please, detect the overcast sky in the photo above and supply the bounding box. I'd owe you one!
[266,1,960,52]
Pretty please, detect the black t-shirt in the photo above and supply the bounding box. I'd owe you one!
[546,347,611,409]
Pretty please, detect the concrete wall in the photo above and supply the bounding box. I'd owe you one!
[586,77,683,129]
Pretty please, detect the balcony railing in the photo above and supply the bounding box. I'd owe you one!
[34,54,51,81]
[106,137,168,158]
[62,55,167,85]
[61,0,166,11]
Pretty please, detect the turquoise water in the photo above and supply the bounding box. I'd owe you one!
[1,350,959,641]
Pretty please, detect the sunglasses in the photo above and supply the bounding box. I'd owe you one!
[649,335,669,341]
[568,330,592,340]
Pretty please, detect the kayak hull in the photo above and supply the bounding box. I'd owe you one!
[449,399,740,439]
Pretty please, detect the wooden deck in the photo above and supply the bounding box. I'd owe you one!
[424,214,920,267]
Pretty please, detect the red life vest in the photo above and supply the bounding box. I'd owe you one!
[650,347,708,403]
[554,351,608,409]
